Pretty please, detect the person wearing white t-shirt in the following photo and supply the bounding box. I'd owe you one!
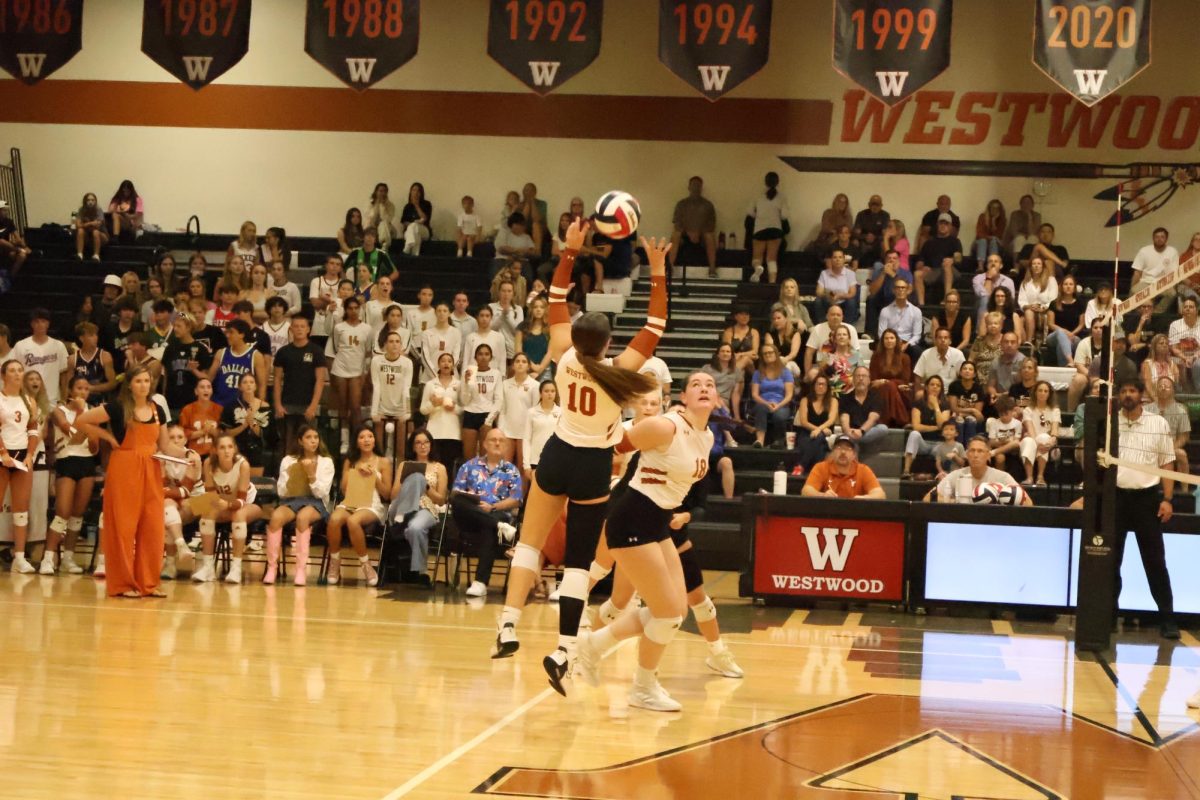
[405,286,437,353]
[418,302,462,382]
[913,327,964,387]
[11,310,69,405]
[803,306,861,377]
[747,171,789,283]
[462,306,507,376]
[269,262,302,317]
[985,396,1024,470]
[1131,227,1180,311]
[639,355,672,400]
[928,435,1026,503]
[1168,296,1200,390]
[456,195,483,257]
[308,255,344,339]
[814,249,860,324]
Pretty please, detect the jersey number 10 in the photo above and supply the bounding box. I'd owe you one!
[565,382,596,416]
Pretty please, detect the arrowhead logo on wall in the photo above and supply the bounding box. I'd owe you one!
[141,0,253,90]
[0,0,83,85]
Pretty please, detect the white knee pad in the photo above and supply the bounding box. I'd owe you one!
[200,518,216,537]
[588,560,612,583]
[638,607,683,646]
[164,504,181,528]
[690,596,717,624]
[11,511,28,527]
[49,515,68,535]
[231,521,248,541]
[511,542,541,573]
[598,598,622,625]
[559,568,589,601]
[67,517,84,533]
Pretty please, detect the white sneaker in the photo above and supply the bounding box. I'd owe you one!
[749,265,764,283]
[339,429,350,455]
[629,680,682,712]
[93,555,106,578]
[61,552,83,574]
[706,649,745,678]
[496,522,517,544]
[191,559,216,583]
[1188,689,1200,709]
[224,560,242,584]
[465,580,487,597]
[174,547,194,572]
[11,555,35,574]
[573,632,602,687]
[38,553,56,575]
[160,557,177,580]
[546,578,560,602]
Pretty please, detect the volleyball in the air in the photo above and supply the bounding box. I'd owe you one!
[972,482,1005,504]
[593,190,641,238]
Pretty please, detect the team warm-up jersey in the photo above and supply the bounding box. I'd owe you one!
[330,321,373,378]
[631,411,714,510]
[163,448,204,495]
[213,345,255,408]
[54,404,95,459]
[212,456,256,505]
[554,347,623,448]
[0,394,32,451]
[488,375,539,439]
[369,354,413,419]
[419,326,463,382]
[460,366,502,415]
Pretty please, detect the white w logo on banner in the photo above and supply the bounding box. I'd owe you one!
[346,58,378,83]
[1072,69,1108,95]
[16,53,46,78]
[528,61,561,87]
[182,56,213,82]
[697,65,731,92]
[801,527,859,571]
[875,71,909,98]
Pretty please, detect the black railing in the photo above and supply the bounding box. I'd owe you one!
[0,148,27,232]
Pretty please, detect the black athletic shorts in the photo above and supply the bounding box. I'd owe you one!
[1,448,28,470]
[55,455,97,481]
[534,434,614,501]
[462,411,489,431]
[606,486,673,550]
[669,525,690,549]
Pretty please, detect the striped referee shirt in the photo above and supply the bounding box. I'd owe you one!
[1116,409,1174,489]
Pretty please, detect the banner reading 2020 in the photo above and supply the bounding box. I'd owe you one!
[832,0,953,106]
[0,0,83,85]
[658,0,772,101]
[488,0,604,95]
[305,0,420,90]
[1033,0,1150,107]
[142,0,253,90]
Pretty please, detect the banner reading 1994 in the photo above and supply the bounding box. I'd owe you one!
[0,0,83,85]
[1032,0,1151,107]
[488,0,604,95]
[659,0,772,101]
[305,0,421,90]
[832,0,953,106]
[142,0,253,90]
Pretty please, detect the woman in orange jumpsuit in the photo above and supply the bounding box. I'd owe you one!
[73,365,185,597]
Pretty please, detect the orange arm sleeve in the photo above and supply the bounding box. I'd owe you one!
[628,275,668,358]
[547,249,577,326]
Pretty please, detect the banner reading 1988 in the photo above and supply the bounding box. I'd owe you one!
[142,0,253,90]
[0,0,83,85]
[658,0,772,101]
[305,0,421,90]
[488,0,603,95]
[1032,0,1151,107]
[832,0,953,106]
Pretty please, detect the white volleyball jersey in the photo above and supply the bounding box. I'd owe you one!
[631,411,713,510]
[212,456,256,505]
[330,321,373,378]
[554,347,625,448]
[490,375,540,439]
[419,325,462,382]
[164,449,204,494]
[54,404,95,459]
[369,353,413,419]
[0,394,31,451]
[461,366,502,414]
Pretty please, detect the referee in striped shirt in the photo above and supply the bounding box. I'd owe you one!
[1115,377,1179,639]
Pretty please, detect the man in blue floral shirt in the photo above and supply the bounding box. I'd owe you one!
[452,428,523,598]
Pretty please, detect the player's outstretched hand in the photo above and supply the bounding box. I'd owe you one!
[640,236,672,277]
[564,218,589,251]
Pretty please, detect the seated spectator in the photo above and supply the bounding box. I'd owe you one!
[179,377,222,458]
[815,324,861,393]
[1018,256,1059,346]
[932,289,972,351]
[386,429,448,586]
[265,424,334,586]
[213,253,250,303]
[1130,227,1179,312]
[973,199,1006,265]
[801,434,885,499]
[749,343,793,447]
[822,224,862,272]
[191,434,264,584]
[853,195,889,264]
[1177,232,1200,309]
[722,306,760,374]
[593,228,638,297]
[706,408,737,499]
[813,248,860,324]
[776,278,813,332]
[1019,380,1059,485]
[917,194,960,251]
[152,253,178,297]
[1146,377,1191,476]
[345,228,398,283]
[792,374,837,477]
[1168,296,1200,391]
[972,254,1016,330]
[1047,275,1085,367]
[1007,356,1039,412]
[986,396,1023,469]
[1018,223,1069,278]
[260,226,290,271]
[74,193,108,262]
[365,182,397,249]
[947,360,985,441]
[702,344,744,435]
[1003,194,1041,257]
[877,278,924,359]
[986,285,1025,341]
[140,276,168,327]
[453,428,523,598]
[327,426,392,587]
[869,328,913,426]
[83,274,124,328]
[914,327,965,388]
[765,308,803,378]
[913,213,963,306]
[106,179,143,243]
[670,176,718,276]
[928,434,1027,503]
[987,332,1026,400]
[902,375,950,479]
[1067,319,1107,409]
[814,193,852,251]
[838,366,889,455]
[1142,334,1180,401]
[456,195,482,258]
[337,207,365,255]
[932,421,966,479]
[882,218,910,269]
[399,182,432,256]
[490,264,528,310]
[227,221,260,270]
[493,212,537,281]
[492,190,521,239]
[1121,300,1158,365]
[804,305,860,378]
[866,249,913,336]
[220,372,271,476]
[1083,281,1117,328]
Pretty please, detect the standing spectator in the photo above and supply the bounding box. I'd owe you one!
[418,302,462,381]
[972,199,1006,265]
[877,279,924,358]
[487,352,539,466]
[515,296,551,379]
[0,200,31,276]
[462,305,507,372]
[369,330,414,459]
[747,171,789,284]
[1131,227,1180,312]
[489,280,525,361]
[917,194,960,251]
[309,254,344,342]
[913,213,963,306]
[12,308,69,404]
[869,329,913,426]
[1168,296,1200,391]
[972,254,1017,330]
[399,182,433,256]
[882,218,910,269]
[492,190,521,239]
[449,291,478,338]
[853,195,889,263]
[1112,378,1178,639]
[947,360,986,441]
[932,290,972,352]
[721,307,759,374]
[902,375,950,479]
[0,360,38,573]
[1146,376,1190,476]
[420,352,463,467]
[69,321,117,404]
[1018,256,1059,347]
[272,316,328,457]
[815,193,852,251]
[456,195,482,257]
[1018,223,1070,278]
[74,193,108,261]
[987,332,1026,399]
[337,207,365,255]
[914,327,965,387]
[749,343,792,447]
[838,366,889,456]
[1003,194,1041,257]
[227,221,259,270]
[329,296,373,453]
[208,319,267,409]
[84,274,124,328]
[866,249,912,336]
[493,213,537,281]
[669,176,717,276]
[520,182,548,257]
[366,182,397,248]
[813,249,860,324]
[1047,275,1085,367]
[459,343,502,460]
[106,179,143,243]
[345,228,398,283]
[162,313,212,414]
[454,428,523,598]
[1177,231,1200,307]
[522,381,561,483]
[489,262,527,309]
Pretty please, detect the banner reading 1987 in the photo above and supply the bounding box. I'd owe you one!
[832,0,953,106]
[488,0,603,95]
[142,0,253,90]
[1032,0,1151,107]
[658,0,772,101]
[0,0,83,85]
[305,0,421,90]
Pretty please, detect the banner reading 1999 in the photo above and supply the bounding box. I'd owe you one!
[1032,0,1151,107]
[659,0,772,101]
[832,0,953,106]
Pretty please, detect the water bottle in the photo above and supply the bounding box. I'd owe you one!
[773,463,787,495]
[1192,483,1200,512]
[728,231,738,250]
[718,232,726,250]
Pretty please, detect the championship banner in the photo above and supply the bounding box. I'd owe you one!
[0,0,83,85]
[142,0,252,90]
[658,0,772,101]
[753,516,906,601]
[832,0,953,106]
[305,0,420,91]
[1032,0,1151,107]
[487,0,603,95]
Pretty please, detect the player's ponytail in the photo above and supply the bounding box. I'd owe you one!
[765,171,779,201]
[572,313,657,407]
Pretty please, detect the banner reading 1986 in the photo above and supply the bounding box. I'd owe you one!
[142,0,253,90]
[305,0,420,90]
[0,0,83,85]
[488,0,603,95]
[658,0,772,101]
[1032,0,1150,107]
[832,0,953,106]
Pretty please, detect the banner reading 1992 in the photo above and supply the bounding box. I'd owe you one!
[1032,0,1150,107]
[142,0,253,90]
[658,0,772,101]
[0,0,83,85]
[832,0,953,106]
[305,0,421,90]
[488,0,603,95]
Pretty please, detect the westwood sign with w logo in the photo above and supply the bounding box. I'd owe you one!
[659,0,772,101]
[832,0,954,106]
[1032,0,1151,107]
[487,0,603,95]
[141,0,252,90]
[305,0,421,91]
[752,515,906,601]
[0,0,83,85]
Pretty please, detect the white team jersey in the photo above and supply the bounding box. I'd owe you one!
[460,366,502,414]
[523,403,562,470]
[405,306,437,342]
[372,324,411,357]
[0,393,32,451]
[309,276,341,337]
[419,325,463,382]
[369,354,413,419]
[212,456,256,505]
[462,329,506,371]
[263,320,291,357]
[611,418,637,486]
[163,448,204,494]
[362,299,390,330]
[54,404,94,459]
[631,411,714,510]
[330,321,373,378]
[488,375,539,438]
[554,347,624,448]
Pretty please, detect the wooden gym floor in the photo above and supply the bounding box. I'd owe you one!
[0,569,1197,799]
